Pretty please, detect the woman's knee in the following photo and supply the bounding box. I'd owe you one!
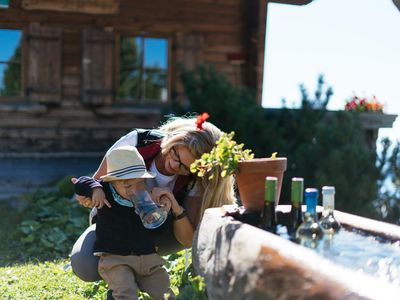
[70,224,101,282]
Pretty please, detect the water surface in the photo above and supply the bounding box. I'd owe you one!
[314,229,400,287]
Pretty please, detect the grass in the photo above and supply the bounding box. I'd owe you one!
[0,259,108,299]
[0,177,207,299]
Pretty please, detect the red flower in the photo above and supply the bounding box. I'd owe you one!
[344,95,383,113]
[196,112,210,130]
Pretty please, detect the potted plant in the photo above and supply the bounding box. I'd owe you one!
[190,132,287,212]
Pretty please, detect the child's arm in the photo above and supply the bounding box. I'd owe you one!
[72,176,111,209]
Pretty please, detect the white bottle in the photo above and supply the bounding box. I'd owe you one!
[319,186,341,234]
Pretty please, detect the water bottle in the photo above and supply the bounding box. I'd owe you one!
[319,186,341,234]
[296,188,324,248]
[131,190,168,229]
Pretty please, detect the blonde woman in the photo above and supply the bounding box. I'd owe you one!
[71,115,236,282]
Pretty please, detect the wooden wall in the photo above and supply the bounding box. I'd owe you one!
[0,0,267,153]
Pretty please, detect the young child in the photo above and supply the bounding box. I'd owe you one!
[73,145,174,300]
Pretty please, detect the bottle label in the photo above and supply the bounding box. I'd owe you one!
[264,177,277,204]
[323,194,335,210]
[291,178,304,204]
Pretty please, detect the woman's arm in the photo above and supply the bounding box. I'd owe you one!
[170,199,195,248]
[182,195,202,228]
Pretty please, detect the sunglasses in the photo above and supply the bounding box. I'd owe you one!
[170,146,191,175]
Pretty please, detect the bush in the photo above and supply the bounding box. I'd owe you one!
[376,138,400,224]
[13,176,88,261]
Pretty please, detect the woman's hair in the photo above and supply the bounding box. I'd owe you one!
[159,117,236,216]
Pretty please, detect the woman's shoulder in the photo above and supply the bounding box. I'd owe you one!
[136,129,164,146]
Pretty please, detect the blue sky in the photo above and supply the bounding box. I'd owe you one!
[144,38,168,69]
[262,0,400,142]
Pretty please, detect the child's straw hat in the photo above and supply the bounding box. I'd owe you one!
[100,145,154,182]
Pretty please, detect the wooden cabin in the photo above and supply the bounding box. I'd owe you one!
[0,0,312,154]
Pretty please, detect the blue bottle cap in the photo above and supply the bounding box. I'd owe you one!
[305,188,319,214]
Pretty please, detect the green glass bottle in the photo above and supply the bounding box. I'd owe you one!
[259,176,277,233]
[319,186,341,234]
[287,177,304,236]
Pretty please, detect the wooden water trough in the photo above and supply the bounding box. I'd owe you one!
[192,205,400,300]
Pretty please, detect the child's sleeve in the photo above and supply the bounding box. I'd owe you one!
[74,176,103,197]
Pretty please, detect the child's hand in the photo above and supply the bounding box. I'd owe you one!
[71,177,92,208]
[71,177,111,209]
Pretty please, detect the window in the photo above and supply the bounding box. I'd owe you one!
[118,36,168,104]
[0,0,9,9]
[0,29,22,96]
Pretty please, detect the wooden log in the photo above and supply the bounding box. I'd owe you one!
[193,207,400,300]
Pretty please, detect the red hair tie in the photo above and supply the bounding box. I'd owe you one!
[195,112,210,130]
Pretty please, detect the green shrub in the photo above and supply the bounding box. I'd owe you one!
[13,176,88,261]
[376,138,400,224]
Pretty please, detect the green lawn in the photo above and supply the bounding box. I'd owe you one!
[0,259,108,300]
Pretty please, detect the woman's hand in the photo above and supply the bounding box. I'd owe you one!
[92,187,111,209]
[71,177,92,208]
[158,196,172,213]
[151,187,179,213]
[152,187,194,248]
[71,177,110,209]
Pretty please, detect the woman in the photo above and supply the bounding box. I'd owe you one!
[71,116,236,282]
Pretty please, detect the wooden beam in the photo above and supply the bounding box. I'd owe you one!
[268,0,314,5]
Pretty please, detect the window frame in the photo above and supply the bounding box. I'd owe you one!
[0,26,26,102]
[115,32,171,106]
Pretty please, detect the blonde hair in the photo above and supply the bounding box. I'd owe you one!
[159,117,236,216]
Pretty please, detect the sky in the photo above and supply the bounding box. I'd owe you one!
[262,0,400,144]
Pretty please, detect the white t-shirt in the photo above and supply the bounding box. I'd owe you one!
[146,160,177,191]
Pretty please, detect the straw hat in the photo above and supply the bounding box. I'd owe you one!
[100,145,155,182]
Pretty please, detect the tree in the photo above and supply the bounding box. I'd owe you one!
[118,37,141,100]
[0,44,21,96]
